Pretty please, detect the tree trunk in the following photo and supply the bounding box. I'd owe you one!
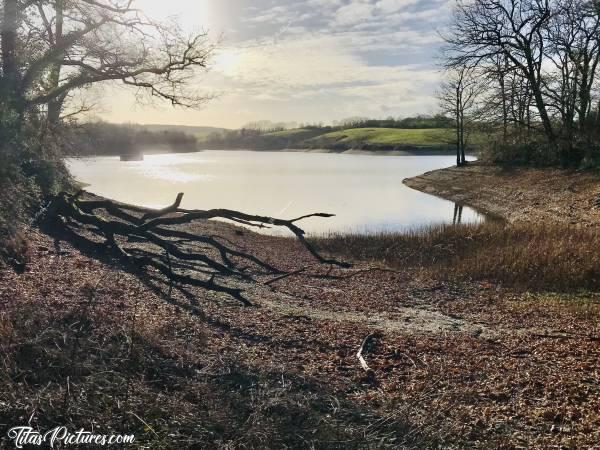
[47,0,65,126]
[500,58,508,140]
[0,0,25,149]
[1,0,18,84]
[460,110,466,165]
[530,79,556,144]
[1,0,21,113]
[456,86,461,166]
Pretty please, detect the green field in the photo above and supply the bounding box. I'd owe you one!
[201,126,485,152]
[312,128,454,146]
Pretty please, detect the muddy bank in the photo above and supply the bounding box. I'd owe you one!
[404,161,600,226]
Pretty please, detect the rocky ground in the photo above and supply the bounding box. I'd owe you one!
[0,210,598,448]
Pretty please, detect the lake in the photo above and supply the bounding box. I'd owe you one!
[66,150,483,235]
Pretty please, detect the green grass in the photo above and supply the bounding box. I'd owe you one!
[311,128,454,146]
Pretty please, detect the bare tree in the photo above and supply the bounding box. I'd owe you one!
[1,0,213,130]
[443,0,600,165]
[545,0,600,153]
[445,0,556,143]
[438,66,484,166]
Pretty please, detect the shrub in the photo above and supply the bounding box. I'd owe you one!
[0,117,72,261]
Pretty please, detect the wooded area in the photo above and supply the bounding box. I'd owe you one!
[440,0,600,166]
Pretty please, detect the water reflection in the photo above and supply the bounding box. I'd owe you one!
[453,203,464,225]
[66,151,485,235]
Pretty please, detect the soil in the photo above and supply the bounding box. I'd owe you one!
[403,161,600,226]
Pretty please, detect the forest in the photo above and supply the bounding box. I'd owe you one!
[438,0,600,166]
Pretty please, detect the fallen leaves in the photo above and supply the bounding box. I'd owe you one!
[0,226,598,448]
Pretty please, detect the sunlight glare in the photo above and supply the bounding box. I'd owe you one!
[138,1,213,31]
[213,49,242,76]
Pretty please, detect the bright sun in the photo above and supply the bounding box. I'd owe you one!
[213,49,241,75]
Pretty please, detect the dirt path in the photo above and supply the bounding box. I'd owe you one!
[403,162,600,225]
[256,291,495,337]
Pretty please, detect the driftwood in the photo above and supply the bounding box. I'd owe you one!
[45,191,349,306]
[356,333,377,376]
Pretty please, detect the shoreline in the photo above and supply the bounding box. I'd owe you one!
[2,176,599,448]
[74,147,474,158]
[403,161,600,226]
[201,147,469,157]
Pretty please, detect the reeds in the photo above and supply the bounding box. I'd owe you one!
[318,221,600,291]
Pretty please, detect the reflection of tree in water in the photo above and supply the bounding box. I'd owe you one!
[453,203,464,225]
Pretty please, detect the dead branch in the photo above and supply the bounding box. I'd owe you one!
[357,333,377,376]
[141,192,184,221]
[264,268,307,286]
[45,191,349,306]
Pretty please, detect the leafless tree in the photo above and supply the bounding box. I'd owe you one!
[443,0,600,164]
[438,66,484,165]
[445,0,556,143]
[1,0,213,130]
[545,0,600,152]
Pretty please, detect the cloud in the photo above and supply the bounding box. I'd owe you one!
[333,1,376,26]
[99,0,448,127]
[208,32,441,120]
[375,0,421,13]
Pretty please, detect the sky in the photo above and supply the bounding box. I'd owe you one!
[96,0,452,129]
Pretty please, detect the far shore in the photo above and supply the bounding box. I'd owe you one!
[79,146,475,158]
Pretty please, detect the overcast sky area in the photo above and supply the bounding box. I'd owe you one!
[97,0,452,129]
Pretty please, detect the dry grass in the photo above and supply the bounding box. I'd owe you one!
[318,221,600,292]
[0,223,430,449]
[1,226,598,448]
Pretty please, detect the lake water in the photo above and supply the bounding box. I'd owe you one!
[66,150,483,235]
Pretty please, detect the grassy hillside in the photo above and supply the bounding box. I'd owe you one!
[201,125,485,153]
[310,128,455,146]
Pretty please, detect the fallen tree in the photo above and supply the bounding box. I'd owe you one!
[43,191,349,306]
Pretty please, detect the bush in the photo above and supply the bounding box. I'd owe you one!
[481,138,560,166]
[0,117,72,257]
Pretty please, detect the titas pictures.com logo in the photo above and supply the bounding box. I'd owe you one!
[6,426,135,448]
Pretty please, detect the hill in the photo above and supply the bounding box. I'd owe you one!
[201,126,477,153]
[308,128,455,147]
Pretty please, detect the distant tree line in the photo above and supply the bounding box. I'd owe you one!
[333,115,454,130]
[202,127,327,151]
[440,0,600,166]
[65,123,198,157]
